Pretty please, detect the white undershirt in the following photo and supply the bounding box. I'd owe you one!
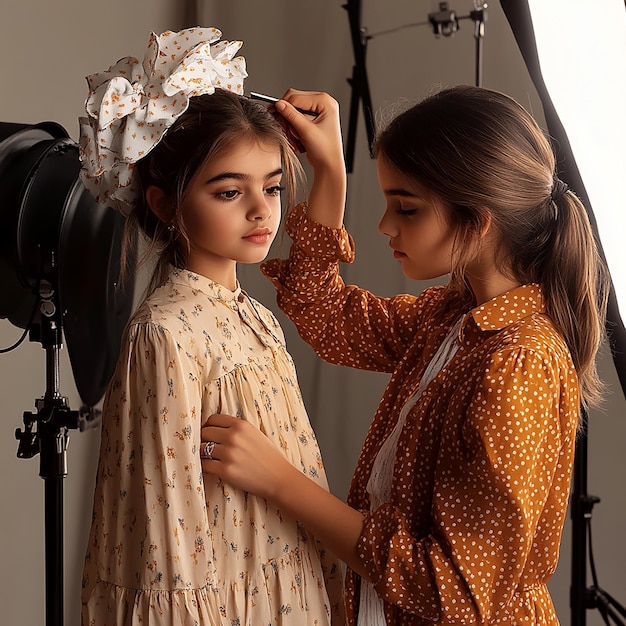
[357,315,465,625]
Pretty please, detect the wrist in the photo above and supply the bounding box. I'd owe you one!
[311,154,346,182]
[267,460,307,508]
[307,162,347,229]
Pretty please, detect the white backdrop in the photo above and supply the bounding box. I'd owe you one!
[1,1,624,624]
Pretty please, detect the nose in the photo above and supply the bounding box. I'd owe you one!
[378,208,397,237]
[248,193,272,221]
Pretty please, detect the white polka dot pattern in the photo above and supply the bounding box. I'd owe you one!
[262,203,580,625]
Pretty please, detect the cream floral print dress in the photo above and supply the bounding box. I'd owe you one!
[82,268,345,626]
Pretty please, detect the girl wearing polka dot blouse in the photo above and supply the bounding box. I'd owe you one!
[202,86,610,624]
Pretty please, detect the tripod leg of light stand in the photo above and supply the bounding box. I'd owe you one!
[599,590,626,625]
[570,409,626,626]
[571,414,591,626]
[44,474,65,626]
[38,339,74,626]
[40,410,69,626]
[587,582,626,624]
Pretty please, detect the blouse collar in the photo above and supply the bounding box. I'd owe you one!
[169,267,243,303]
[469,284,545,331]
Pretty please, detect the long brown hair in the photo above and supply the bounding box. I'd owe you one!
[374,85,609,409]
[123,89,304,295]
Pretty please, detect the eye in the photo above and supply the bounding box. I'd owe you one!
[215,189,240,201]
[396,208,417,216]
[265,185,285,197]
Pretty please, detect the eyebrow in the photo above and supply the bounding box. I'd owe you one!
[383,188,420,198]
[205,167,283,185]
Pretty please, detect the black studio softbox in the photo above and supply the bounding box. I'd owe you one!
[0,120,134,407]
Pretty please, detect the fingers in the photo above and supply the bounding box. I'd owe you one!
[272,90,343,165]
[206,413,238,428]
[199,415,266,492]
[199,414,236,461]
[273,101,306,153]
[200,439,217,460]
[200,414,270,463]
[199,414,287,500]
[276,90,338,123]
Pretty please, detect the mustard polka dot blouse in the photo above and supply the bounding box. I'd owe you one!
[262,204,580,625]
[81,268,346,625]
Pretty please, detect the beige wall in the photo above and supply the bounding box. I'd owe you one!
[1,1,624,624]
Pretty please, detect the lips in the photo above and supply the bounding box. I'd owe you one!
[243,228,272,244]
[389,242,406,259]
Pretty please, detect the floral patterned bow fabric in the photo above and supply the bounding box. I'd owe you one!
[78,27,247,214]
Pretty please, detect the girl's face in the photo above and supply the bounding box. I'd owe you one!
[377,155,457,281]
[181,139,283,289]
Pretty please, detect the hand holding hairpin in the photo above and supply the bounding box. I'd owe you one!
[248,92,319,117]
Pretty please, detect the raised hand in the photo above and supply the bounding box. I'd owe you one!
[275,89,347,228]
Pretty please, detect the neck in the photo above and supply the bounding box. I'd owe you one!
[463,232,521,304]
[185,259,238,291]
[466,271,522,305]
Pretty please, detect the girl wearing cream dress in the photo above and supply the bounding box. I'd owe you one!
[79,28,344,626]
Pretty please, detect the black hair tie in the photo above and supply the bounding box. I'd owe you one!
[551,178,569,203]
[550,178,569,220]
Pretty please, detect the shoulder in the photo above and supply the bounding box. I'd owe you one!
[122,280,210,354]
[476,313,578,406]
[121,306,182,359]
[495,312,572,364]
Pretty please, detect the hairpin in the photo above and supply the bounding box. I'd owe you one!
[248,92,319,117]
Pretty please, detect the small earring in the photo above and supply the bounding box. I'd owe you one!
[167,223,175,232]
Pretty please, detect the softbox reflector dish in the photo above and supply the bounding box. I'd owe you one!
[0,121,135,406]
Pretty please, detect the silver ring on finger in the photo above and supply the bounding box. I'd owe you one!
[202,440,217,460]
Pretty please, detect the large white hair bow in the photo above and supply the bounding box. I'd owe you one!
[78,27,247,214]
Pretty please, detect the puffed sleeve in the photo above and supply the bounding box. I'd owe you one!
[82,320,220,624]
[356,345,577,622]
[262,203,430,373]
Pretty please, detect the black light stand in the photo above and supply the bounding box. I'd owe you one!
[15,276,99,626]
[471,4,487,87]
[343,2,488,171]
[428,2,488,87]
[343,0,376,173]
[572,409,626,626]
[1,120,134,626]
